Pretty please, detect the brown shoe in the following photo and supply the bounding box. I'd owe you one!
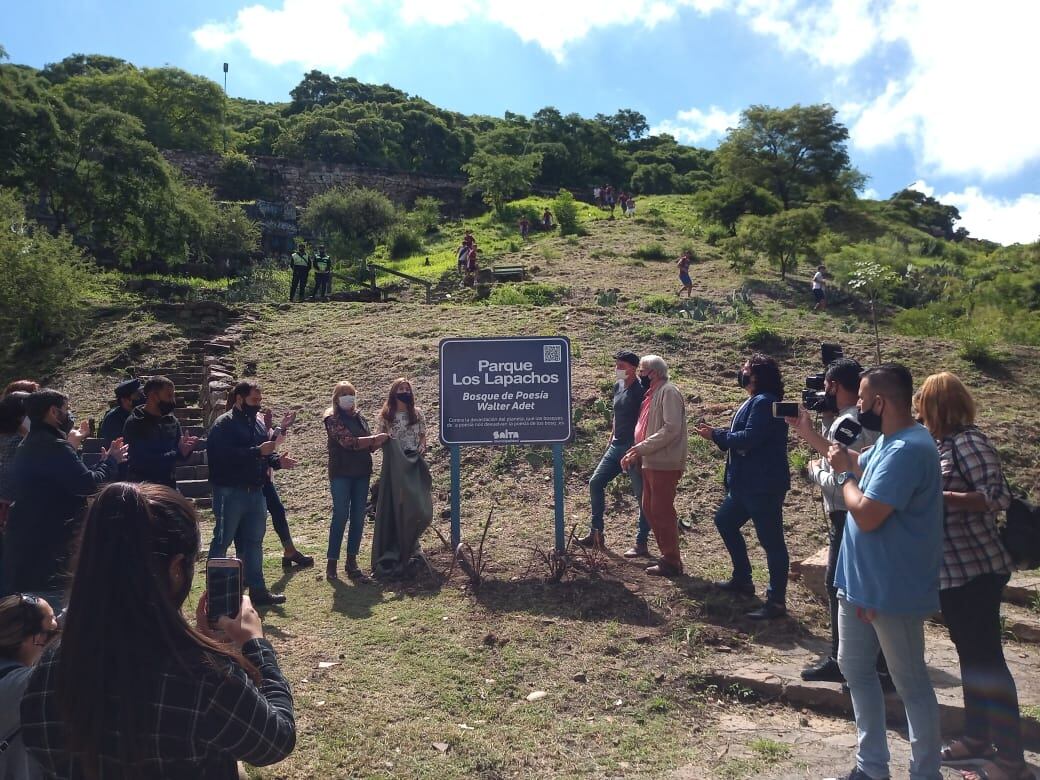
[325,560,339,581]
[646,563,683,577]
[576,530,605,549]
[623,543,651,558]
[345,555,372,583]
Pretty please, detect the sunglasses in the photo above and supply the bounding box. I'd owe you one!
[16,593,60,645]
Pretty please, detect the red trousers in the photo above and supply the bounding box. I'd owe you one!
[641,468,683,570]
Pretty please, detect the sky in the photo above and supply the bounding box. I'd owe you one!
[5,0,1039,245]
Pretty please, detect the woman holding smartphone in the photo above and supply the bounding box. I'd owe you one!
[20,483,296,778]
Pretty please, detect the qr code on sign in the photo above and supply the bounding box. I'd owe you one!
[543,344,563,363]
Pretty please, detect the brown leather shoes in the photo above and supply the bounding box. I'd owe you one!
[646,563,683,577]
[576,530,605,549]
[623,543,651,558]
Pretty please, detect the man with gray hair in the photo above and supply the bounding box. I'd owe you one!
[620,355,688,576]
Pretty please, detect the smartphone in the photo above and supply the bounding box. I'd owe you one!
[206,558,243,627]
[772,401,800,418]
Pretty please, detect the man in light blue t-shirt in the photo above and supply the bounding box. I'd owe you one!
[825,363,943,780]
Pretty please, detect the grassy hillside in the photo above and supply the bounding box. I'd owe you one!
[4,198,1039,778]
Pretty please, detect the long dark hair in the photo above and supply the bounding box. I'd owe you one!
[55,483,257,776]
[380,378,419,426]
[747,353,785,400]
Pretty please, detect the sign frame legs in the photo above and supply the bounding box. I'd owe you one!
[552,443,565,553]
[450,444,461,548]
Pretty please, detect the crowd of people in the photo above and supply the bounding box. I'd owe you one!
[0,344,1032,778]
[593,185,636,216]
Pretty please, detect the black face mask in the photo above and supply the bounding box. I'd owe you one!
[859,400,883,432]
[396,392,414,405]
[131,394,144,407]
[241,403,261,418]
[158,400,177,416]
[639,374,652,389]
[58,410,75,434]
[737,371,751,389]
[822,391,839,413]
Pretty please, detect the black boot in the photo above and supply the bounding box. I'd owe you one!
[576,530,605,549]
[801,656,844,682]
[250,588,287,607]
[345,555,371,583]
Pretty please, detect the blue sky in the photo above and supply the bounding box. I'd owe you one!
[6,0,1039,244]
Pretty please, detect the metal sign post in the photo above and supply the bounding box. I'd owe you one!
[439,336,572,552]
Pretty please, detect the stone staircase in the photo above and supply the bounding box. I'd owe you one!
[81,330,248,511]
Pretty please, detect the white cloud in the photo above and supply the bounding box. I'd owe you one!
[192,0,385,70]
[940,187,1040,246]
[650,106,740,144]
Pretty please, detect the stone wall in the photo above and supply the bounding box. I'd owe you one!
[163,150,471,211]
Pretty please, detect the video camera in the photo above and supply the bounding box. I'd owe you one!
[801,343,843,413]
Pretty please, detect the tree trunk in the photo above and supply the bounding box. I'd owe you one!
[871,299,882,364]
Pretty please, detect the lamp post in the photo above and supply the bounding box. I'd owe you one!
[222,62,229,152]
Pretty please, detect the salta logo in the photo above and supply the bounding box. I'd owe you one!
[492,429,520,441]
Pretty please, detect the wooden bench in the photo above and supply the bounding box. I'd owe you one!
[492,265,526,282]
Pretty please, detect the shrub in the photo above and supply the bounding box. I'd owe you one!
[957,331,1002,366]
[704,224,730,246]
[0,190,99,345]
[486,282,569,306]
[226,257,285,303]
[217,151,265,200]
[486,285,531,306]
[553,189,580,236]
[406,196,442,234]
[301,187,399,257]
[387,226,423,259]
[640,294,676,314]
[741,318,787,350]
[633,243,669,261]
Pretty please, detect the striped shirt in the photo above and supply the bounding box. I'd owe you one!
[939,425,1013,590]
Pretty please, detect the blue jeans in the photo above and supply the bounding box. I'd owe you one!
[837,598,941,780]
[713,491,788,604]
[589,441,649,543]
[209,487,268,592]
[328,475,370,559]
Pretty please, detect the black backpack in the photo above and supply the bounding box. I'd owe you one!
[949,432,1040,570]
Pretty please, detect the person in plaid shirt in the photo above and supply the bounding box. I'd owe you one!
[19,483,296,779]
[917,372,1027,780]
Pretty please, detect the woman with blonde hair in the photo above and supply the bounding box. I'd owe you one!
[917,371,1027,780]
[324,382,388,582]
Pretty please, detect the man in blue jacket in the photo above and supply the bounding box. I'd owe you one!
[207,380,286,606]
[1,390,127,607]
[123,376,199,488]
[696,353,791,620]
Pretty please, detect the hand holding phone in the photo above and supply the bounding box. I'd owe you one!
[206,558,243,627]
[772,401,800,419]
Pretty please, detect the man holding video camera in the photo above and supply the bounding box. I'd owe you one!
[787,355,879,682]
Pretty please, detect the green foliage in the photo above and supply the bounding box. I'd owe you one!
[406,196,442,233]
[552,189,580,236]
[226,257,285,303]
[0,189,99,345]
[301,187,398,258]
[737,207,822,279]
[715,104,856,209]
[486,282,569,307]
[386,225,423,259]
[957,330,1002,366]
[463,151,542,213]
[884,188,966,241]
[741,318,786,350]
[848,258,901,363]
[640,294,677,314]
[693,180,781,233]
[633,243,669,261]
[630,163,677,194]
[218,151,266,200]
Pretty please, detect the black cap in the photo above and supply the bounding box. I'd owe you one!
[115,378,143,399]
[613,350,640,368]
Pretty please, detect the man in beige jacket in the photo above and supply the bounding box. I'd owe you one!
[620,355,688,576]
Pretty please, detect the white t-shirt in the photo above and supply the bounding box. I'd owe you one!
[812,271,825,291]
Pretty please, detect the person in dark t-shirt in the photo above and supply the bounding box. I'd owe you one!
[578,350,650,556]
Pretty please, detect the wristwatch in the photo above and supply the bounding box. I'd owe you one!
[835,471,857,486]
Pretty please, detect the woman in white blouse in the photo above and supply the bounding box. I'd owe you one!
[377,379,427,456]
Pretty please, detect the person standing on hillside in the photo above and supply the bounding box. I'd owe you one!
[578,350,650,556]
[97,378,143,448]
[519,216,530,240]
[620,355,687,577]
[677,251,693,298]
[207,380,287,607]
[123,376,198,489]
[289,245,311,303]
[697,354,791,620]
[311,245,332,301]
[812,264,829,311]
[825,363,943,780]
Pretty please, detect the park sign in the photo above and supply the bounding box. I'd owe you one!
[439,336,572,445]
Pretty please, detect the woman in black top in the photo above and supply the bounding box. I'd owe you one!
[20,483,296,779]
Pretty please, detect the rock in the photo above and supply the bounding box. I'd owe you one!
[432,742,449,753]
[572,672,588,683]
[526,691,547,702]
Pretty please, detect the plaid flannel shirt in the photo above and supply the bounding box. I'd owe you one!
[19,638,295,779]
[939,425,1013,590]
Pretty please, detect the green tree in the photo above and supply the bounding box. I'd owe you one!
[301,187,399,259]
[694,180,782,233]
[884,188,965,240]
[462,151,542,213]
[552,189,580,236]
[737,207,822,279]
[630,163,677,194]
[848,259,901,363]
[715,104,855,209]
[595,109,649,143]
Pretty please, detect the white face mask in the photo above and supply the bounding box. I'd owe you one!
[615,369,628,382]
[338,395,356,411]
